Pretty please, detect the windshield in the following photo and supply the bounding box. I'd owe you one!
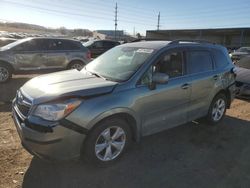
[0,38,31,50]
[237,57,250,69]
[82,40,94,47]
[84,46,154,82]
[236,47,250,53]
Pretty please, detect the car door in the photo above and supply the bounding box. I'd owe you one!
[103,41,116,52]
[13,39,47,70]
[91,41,104,57]
[186,49,216,121]
[135,49,192,136]
[45,39,68,69]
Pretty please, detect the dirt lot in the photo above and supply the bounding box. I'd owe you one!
[1,75,250,188]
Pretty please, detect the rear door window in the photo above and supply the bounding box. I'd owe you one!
[48,40,77,51]
[187,51,213,74]
[62,40,81,50]
[94,41,103,48]
[103,41,117,48]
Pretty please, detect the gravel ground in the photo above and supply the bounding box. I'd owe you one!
[0,75,250,188]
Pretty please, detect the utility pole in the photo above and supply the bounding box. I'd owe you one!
[114,2,118,41]
[157,12,160,30]
[133,27,135,37]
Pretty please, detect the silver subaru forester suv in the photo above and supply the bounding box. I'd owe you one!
[12,40,236,166]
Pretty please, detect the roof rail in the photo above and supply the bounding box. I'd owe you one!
[169,39,216,45]
[131,38,165,42]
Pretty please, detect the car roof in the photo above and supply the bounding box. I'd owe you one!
[93,39,119,42]
[27,37,80,42]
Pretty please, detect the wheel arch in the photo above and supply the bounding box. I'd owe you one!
[86,109,141,142]
[213,89,231,109]
[67,59,86,69]
[0,60,14,72]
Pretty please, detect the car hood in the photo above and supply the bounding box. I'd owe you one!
[21,69,118,104]
[236,67,250,84]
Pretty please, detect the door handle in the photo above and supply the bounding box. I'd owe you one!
[181,83,190,89]
[213,75,219,80]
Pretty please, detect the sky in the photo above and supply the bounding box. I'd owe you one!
[0,0,250,35]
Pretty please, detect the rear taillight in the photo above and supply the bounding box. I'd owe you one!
[87,51,91,59]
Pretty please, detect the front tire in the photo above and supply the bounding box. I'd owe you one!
[68,61,85,71]
[206,93,227,125]
[0,63,12,83]
[82,118,132,166]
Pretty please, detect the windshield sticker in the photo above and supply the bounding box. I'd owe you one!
[136,49,154,53]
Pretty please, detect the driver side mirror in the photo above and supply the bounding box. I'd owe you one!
[149,73,169,90]
[152,72,169,84]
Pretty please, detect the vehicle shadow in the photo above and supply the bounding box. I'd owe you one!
[22,116,250,188]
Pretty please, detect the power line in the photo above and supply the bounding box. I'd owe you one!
[5,0,250,27]
[1,0,250,33]
[1,0,156,27]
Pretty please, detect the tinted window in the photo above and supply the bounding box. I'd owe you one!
[187,51,213,74]
[46,40,80,51]
[94,41,103,48]
[156,51,184,78]
[213,50,229,69]
[14,39,47,51]
[103,41,117,48]
[63,40,81,50]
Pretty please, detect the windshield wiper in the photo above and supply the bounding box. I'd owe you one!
[90,72,101,78]
[84,67,122,82]
[85,68,105,79]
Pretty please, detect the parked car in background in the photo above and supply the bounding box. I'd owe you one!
[12,40,236,166]
[0,37,17,47]
[235,56,250,99]
[0,37,91,83]
[83,39,120,58]
[230,47,250,63]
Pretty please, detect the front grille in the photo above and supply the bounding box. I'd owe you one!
[15,91,32,117]
[16,103,30,117]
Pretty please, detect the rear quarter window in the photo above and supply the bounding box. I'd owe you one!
[187,51,213,74]
[212,49,229,69]
[48,40,81,51]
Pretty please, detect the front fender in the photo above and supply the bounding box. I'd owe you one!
[65,93,142,140]
[87,107,141,128]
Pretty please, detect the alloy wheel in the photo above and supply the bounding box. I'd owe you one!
[71,63,83,70]
[212,98,226,122]
[0,67,9,82]
[95,126,126,161]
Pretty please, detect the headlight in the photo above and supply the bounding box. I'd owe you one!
[33,98,82,121]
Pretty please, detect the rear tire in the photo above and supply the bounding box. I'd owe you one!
[82,118,132,167]
[67,61,85,71]
[206,93,227,125]
[0,63,12,83]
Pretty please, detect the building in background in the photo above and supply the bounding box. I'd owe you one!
[146,28,250,49]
